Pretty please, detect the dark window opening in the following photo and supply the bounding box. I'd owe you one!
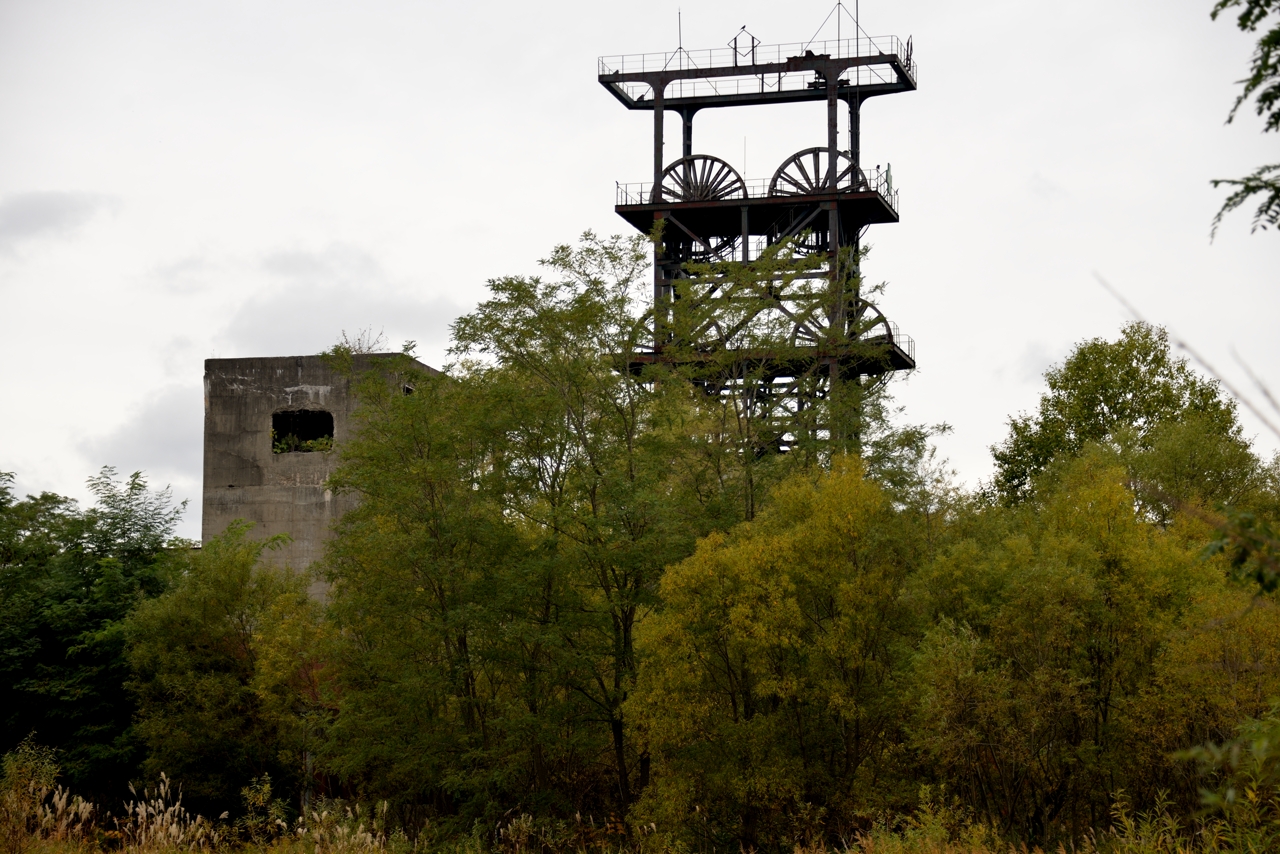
[272,409,334,454]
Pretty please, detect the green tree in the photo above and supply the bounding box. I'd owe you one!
[450,232,740,812]
[1130,561,1280,793]
[323,233,736,824]
[124,522,320,816]
[1127,410,1263,523]
[321,363,532,824]
[670,239,826,516]
[991,322,1240,504]
[1212,0,1280,234]
[0,468,183,801]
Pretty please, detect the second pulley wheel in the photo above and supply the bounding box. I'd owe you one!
[768,148,866,196]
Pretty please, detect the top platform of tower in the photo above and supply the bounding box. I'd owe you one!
[598,34,916,111]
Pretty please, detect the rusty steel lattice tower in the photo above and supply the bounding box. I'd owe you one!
[599,17,918,450]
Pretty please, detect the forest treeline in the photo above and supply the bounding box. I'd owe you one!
[6,233,1280,853]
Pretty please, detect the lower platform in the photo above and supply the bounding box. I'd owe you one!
[624,336,916,381]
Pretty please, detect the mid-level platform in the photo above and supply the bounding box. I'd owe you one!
[615,154,900,241]
[615,187,898,240]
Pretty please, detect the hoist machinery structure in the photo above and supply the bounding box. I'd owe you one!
[599,25,918,450]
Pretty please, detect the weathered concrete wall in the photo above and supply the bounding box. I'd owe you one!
[202,353,434,572]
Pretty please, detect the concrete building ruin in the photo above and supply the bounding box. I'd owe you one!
[201,354,435,570]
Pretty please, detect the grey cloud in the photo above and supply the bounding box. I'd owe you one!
[216,245,459,361]
[80,383,203,482]
[153,256,219,295]
[1018,339,1067,384]
[0,192,117,252]
[261,245,384,282]
[1028,173,1070,201]
[218,285,459,360]
[78,383,204,537]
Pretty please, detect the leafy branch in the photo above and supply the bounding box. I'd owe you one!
[1212,163,1280,234]
[1211,0,1280,235]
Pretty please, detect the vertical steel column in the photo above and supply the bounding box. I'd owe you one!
[826,73,840,193]
[652,83,667,353]
[848,94,862,338]
[652,85,665,198]
[849,96,861,176]
[844,92,866,451]
[680,109,694,218]
[826,73,841,263]
[826,74,842,347]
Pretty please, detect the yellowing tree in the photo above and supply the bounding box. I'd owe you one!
[630,458,922,849]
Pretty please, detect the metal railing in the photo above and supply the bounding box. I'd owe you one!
[600,35,914,103]
[868,321,915,363]
[615,165,900,213]
[599,34,912,77]
[610,66,916,103]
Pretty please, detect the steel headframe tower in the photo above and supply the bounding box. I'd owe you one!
[599,25,918,453]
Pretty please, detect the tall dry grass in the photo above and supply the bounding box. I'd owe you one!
[5,768,1278,854]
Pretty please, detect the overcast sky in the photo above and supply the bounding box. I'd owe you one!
[1,0,1276,539]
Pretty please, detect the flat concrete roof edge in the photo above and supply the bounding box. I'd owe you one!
[204,353,440,374]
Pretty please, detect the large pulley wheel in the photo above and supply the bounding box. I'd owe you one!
[850,299,895,344]
[652,155,745,261]
[792,298,895,348]
[789,297,900,386]
[651,155,746,203]
[768,147,866,196]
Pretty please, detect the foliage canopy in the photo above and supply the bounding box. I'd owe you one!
[990,322,1240,504]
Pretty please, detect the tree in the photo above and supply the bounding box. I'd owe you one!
[0,468,183,802]
[125,523,321,817]
[911,452,1243,842]
[1211,0,1280,234]
[322,233,737,824]
[450,232,745,813]
[630,459,924,849]
[319,232,951,831]
[320,363,535,825]
[991,322,1240,504]
[1127,410,1263,523]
